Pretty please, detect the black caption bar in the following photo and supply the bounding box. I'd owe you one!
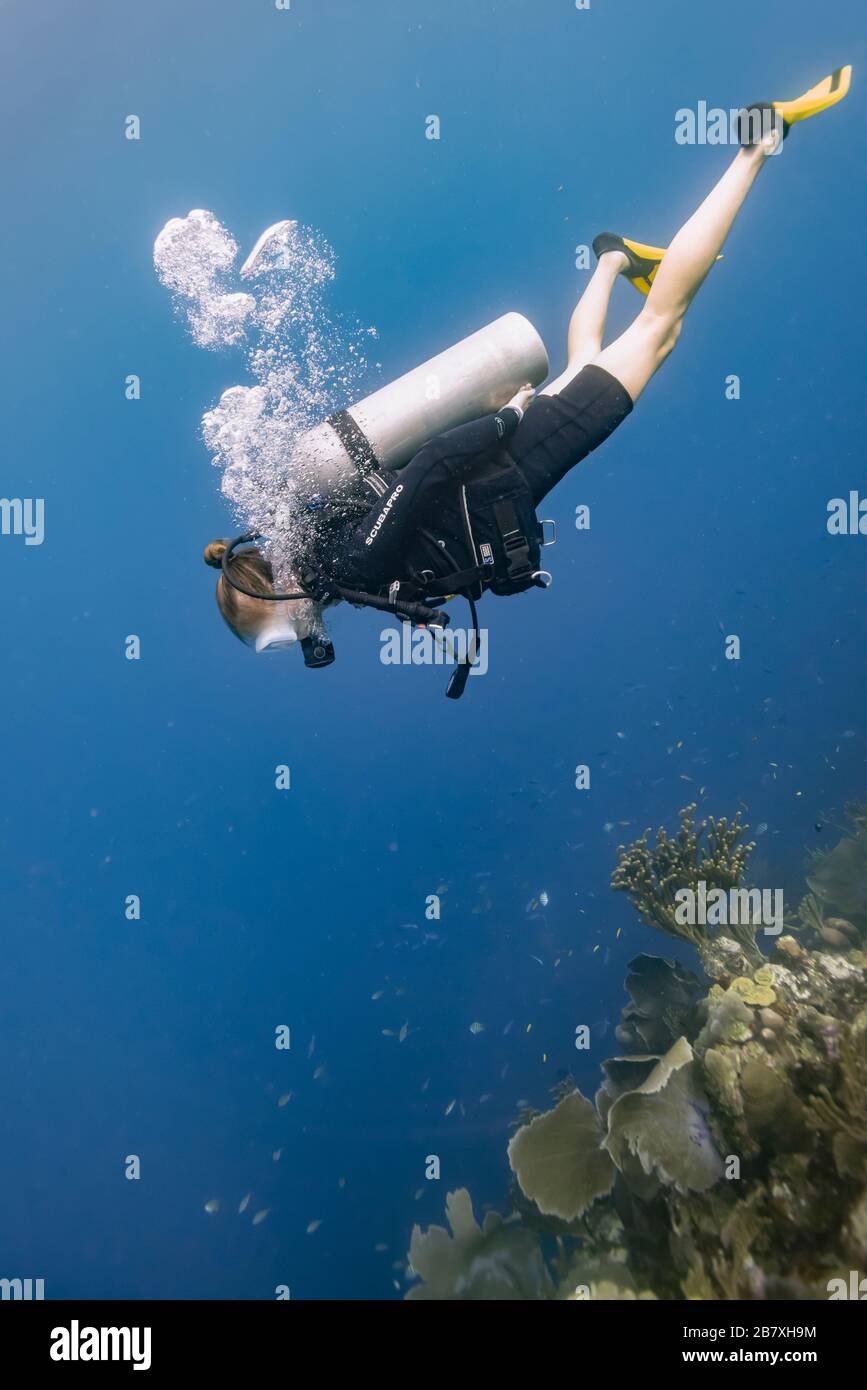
[1,1296,862,1374]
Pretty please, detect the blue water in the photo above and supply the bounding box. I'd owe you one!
[1,0,865,1300]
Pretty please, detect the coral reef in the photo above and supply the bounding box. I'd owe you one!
[406,805,867,1300]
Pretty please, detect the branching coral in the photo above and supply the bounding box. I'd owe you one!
[612,804,759,964]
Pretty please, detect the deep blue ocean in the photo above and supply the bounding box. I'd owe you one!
[1,0,865,1300]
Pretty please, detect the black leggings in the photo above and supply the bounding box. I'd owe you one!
[508,364,634,506]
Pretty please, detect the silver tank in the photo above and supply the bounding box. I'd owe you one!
[289,312,549,495]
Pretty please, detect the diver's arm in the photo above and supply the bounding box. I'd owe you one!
[410,401,525,482]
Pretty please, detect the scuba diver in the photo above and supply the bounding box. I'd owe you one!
[205,68,851,698]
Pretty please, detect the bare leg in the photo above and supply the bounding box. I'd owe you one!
[540,250,627,396]
[594,136,777,403]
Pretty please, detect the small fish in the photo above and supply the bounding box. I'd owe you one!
[306,1219,322,1235]
[592,943,600,954]
[444,1099,456,1116]
[398,1021,409,1043]
[435,883,449,894]
[338,1177,346,1189]
[616,927,622,939]
[252,1209,271,1226]
[375,1243,388,1252]
[313,1064,325,1079]
[382,1028,395,1037]
[538,890,549,907]
[277,1092,293,1107]
[479,1093,492,1104]
[204,1199,220,1215]
[755,822,768,836]
[503,1019,514,1035]
[469,1022,485,1035]
[398,922,418,931]
[307,1036,316,1059]
[530,954,544,966]
[272,1149,283,1162]
[526,1023,533,1033]
[603,822,614,833]
[414,1188,424,1200]
[371,990,384,1000]
[238,1194,251,1214]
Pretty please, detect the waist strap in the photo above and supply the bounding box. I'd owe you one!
[493,497,534,582]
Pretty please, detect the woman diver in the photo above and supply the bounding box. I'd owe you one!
[205,68,851,698]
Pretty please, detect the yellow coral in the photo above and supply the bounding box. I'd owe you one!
[730,976,776,1007]
[731,977,755,996]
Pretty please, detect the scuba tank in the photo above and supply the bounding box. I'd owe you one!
[288,312,549,496]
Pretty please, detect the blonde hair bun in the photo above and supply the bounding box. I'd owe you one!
[203,539,228,568]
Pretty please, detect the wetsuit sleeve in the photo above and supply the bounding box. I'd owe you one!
[412,407,521,481]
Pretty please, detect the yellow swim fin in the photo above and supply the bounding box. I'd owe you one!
[773,64,852,127]
[738,65,852,143]
[593,233,722,297]
[593,232,667,296]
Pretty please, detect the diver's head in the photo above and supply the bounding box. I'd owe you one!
[203,539,319,651]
